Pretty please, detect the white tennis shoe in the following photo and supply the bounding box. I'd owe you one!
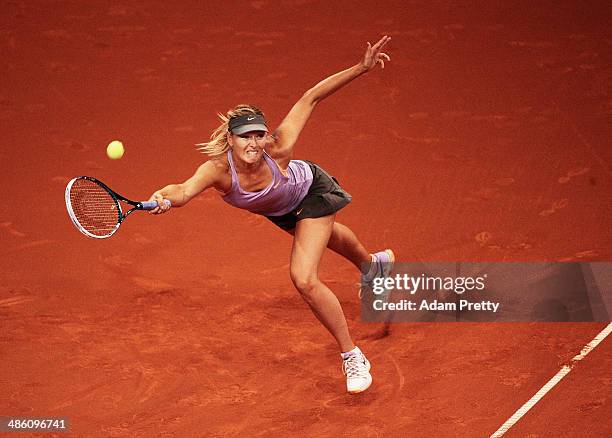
[342,346,372,394]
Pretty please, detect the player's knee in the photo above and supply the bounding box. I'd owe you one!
[290,270,319,295]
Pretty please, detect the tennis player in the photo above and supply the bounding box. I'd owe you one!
[148,36,394,394]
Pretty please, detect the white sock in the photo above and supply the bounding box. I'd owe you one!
[341,346,360,359]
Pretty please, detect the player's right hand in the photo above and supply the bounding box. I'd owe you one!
[148,193,171,214]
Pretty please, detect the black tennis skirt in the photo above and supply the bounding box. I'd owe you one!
[265,161,352,231]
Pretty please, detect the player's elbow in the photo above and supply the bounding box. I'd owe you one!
[301,89,319,107]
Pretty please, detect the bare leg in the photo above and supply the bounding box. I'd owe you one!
[290,215,355,352]
[288,222,371,272]
[327,222,371,272]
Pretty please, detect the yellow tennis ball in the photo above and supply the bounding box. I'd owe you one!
[106,140,124,160]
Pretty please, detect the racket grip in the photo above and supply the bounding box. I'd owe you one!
[140,200,171,210]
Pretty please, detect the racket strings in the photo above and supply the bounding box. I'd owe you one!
[69,179,121,237]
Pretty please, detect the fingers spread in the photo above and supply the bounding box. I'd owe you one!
[373,35,391,50]
[372,36,385,49]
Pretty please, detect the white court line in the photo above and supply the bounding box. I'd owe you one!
[490,323,612,438]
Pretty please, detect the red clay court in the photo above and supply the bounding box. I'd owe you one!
[1,1,610,436]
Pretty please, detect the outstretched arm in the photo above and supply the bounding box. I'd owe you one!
[147,160,221,214]
[267,35,391,166]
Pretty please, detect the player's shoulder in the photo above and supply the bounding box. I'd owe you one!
[200,155,229,175]
[199,155,231,193]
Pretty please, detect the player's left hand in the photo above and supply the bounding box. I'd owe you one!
[360,35,391,71]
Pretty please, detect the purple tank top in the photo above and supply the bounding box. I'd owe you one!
[222,149,313,216]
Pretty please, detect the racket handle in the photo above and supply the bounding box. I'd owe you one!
[140,200,172,210]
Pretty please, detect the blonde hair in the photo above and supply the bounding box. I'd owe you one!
[196,104,266,157]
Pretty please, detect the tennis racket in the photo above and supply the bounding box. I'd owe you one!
[65,176,170,239]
